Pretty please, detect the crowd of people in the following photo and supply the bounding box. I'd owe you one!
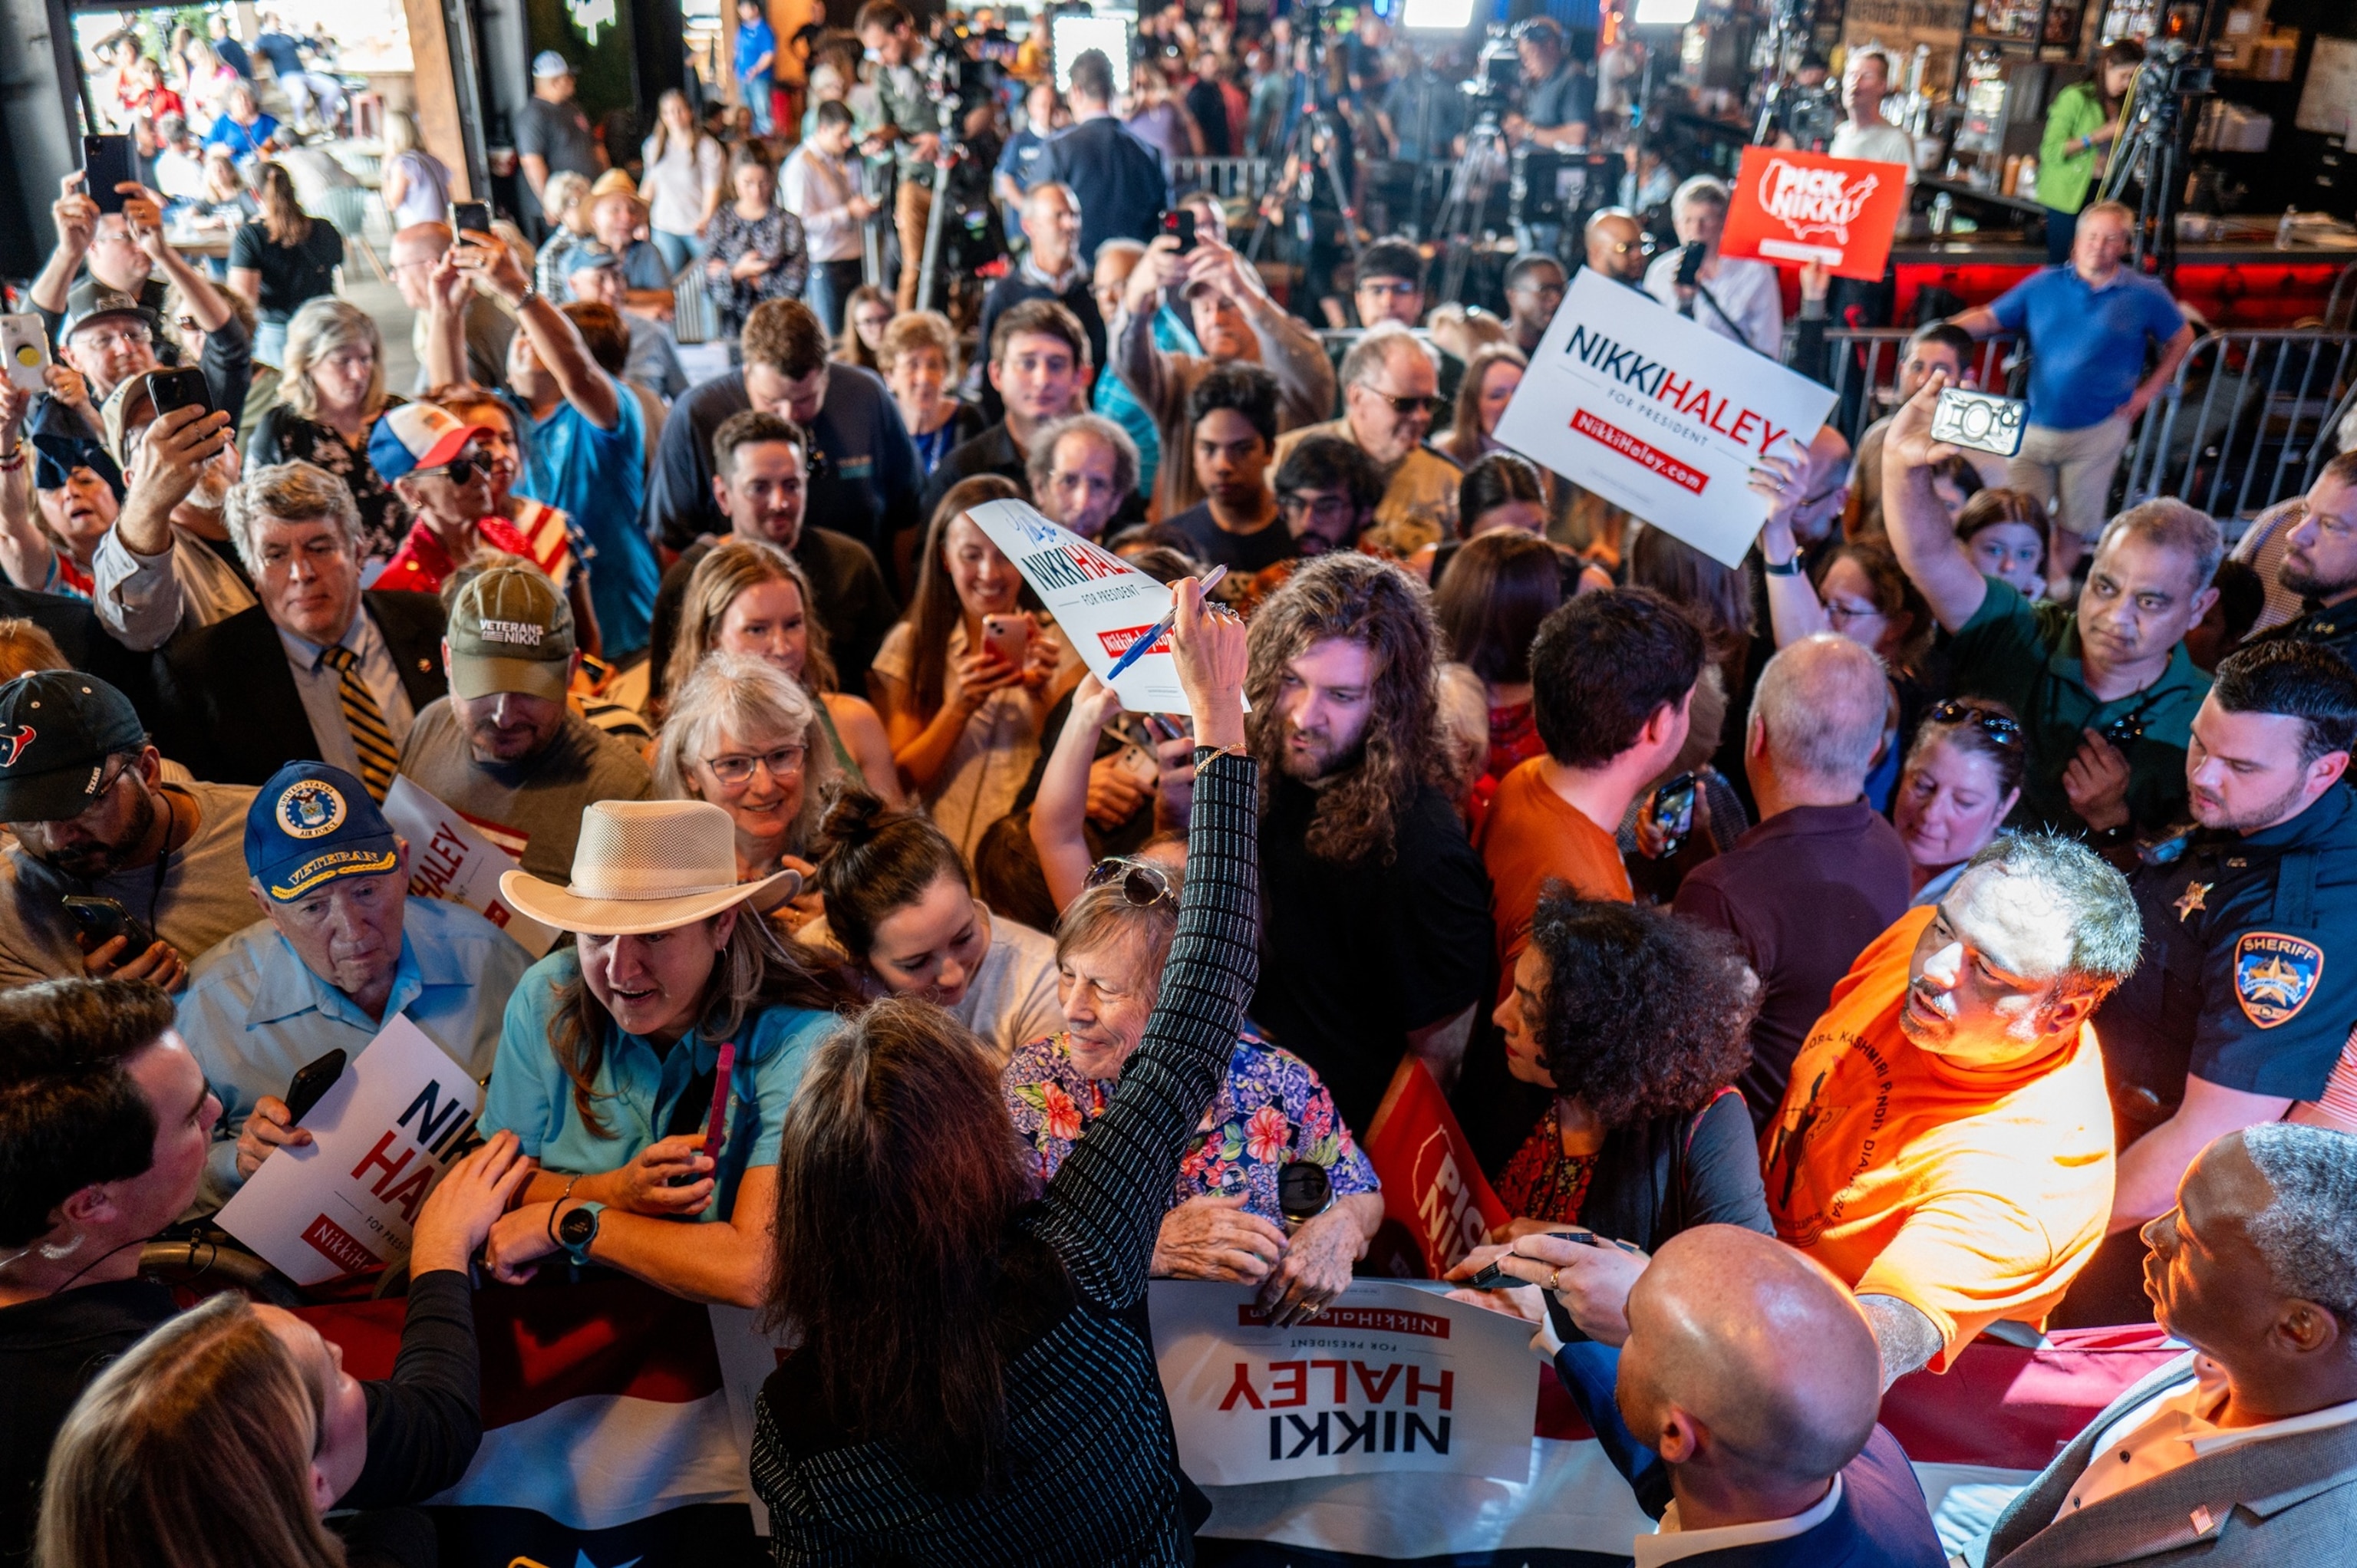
[5,3,2357,1566]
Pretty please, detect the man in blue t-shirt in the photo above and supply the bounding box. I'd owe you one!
[734,0,779,137]
[418,228,659,660]
[1949,199,2194,583]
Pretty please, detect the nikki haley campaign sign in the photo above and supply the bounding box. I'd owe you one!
[1495,271,1837,569]
[1721,144,1910,280]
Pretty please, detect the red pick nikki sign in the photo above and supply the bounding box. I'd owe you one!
[1720,144,1909,282]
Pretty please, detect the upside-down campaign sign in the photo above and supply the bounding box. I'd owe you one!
[381,776,558,958]
[216,1017,484,1284]
[1495,271,1837,568]
[1152,1280,1539,1486]
[1720,144,1909,280]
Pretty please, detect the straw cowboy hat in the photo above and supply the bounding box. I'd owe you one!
[500,799,799,937]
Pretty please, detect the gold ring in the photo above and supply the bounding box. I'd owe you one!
[1548,1268,1563,1290]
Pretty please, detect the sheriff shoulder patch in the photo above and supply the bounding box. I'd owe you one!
[2234,932,2323,1029]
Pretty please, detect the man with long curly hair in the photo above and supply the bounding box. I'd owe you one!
[1236,552,1492,1130]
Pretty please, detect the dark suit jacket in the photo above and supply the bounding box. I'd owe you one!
[0,585,160,721]
[1988,1352,2357,1567]
[1039,117,1171,268]
[150,592,448,786]
[918,422,1029,524]
[1552,1339,1945,1566]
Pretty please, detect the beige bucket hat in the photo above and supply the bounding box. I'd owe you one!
[499,799,799,937]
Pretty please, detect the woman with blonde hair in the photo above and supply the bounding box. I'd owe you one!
[380,110,453,231]
[38,1293,345,1568]
[228,163,346,365]
[641,89,726,274]
[655,651,839,901]
[877,311,982,479]
[532,170,598,299]
[246,298,406,558]
[664,536,899,802]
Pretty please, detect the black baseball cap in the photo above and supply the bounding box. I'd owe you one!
[61,279,161,343]
[0,672,149,823]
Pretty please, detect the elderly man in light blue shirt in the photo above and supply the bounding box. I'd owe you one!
[178,759,529,1210]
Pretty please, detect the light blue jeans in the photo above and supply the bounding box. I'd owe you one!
[651,229,701,276]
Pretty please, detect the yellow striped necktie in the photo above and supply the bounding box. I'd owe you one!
[318,644,397,802]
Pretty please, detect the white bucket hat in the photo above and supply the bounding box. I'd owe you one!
[499,799,799,937]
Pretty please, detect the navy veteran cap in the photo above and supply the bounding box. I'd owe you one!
[245,763,401,903]
[0,672,149,823]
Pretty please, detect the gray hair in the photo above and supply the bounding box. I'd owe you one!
[1673,173,1731,216]
[1959,832,2143,996]
[2096,498,2223,595]
[1024,413,1141,506]
[654,650,839,858]
[1339,323,1437,390]
[2240,1123,2357,1323]
[1054,861,1185,1011]
[1750,633,1889,786]
[279,298,386,423]
[226,460,363,565]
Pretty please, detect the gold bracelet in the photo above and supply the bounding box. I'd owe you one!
[1193,743,1248,776]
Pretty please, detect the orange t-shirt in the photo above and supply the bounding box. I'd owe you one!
[1759,904,2115,1370]
[1475,758,1633,996]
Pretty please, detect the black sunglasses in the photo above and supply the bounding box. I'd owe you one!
[424,450,490,483]
[1367,391,1440,416]
[1927,700,2022,748]
[1084,857,1172,907]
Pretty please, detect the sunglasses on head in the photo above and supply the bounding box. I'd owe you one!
[1927,700,2022,748]
[1083,857,1172,908]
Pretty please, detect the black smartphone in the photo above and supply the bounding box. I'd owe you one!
[1674,239,1706,288]
[146,366,213,419]
[1467,1229,1616,1290]
[1648,772,1698,859]
[1161,207,1199,255]
[282,1048,348,1124]
[61,895,157,957]
[450,200,493,240]
[83,135,138,216]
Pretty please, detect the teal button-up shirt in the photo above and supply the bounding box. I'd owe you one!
[479,948,840,1222]
[179,894,531,1211]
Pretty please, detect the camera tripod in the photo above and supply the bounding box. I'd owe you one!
[2098,48,2205,278]
[1245,17,1366,286]
[1431,105,1520,311]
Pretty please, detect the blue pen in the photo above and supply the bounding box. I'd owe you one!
[1104,565,1228,682]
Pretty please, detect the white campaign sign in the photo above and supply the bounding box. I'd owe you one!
[1495,271,1837,568]
[965,498,1244,716]
[381,776,558,958]
[216,1017,483,1285]
[1152,1280,1541,1487]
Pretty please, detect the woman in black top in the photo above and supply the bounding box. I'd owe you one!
[751,578,1254,1566]
[1482,891,1772,1257]
[227,163,344,366]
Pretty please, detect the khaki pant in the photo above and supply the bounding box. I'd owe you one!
[2009,413,2134,540]
[895,180,932,311]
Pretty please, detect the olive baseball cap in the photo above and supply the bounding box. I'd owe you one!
[0,672,150,823]
[447,566,575,702]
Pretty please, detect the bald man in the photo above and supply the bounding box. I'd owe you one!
[1490,1225,1943,1565]
[388,222,515,394]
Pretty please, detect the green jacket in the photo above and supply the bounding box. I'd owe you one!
[2038,80,2111,216]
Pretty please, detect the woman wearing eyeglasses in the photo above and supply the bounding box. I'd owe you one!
[654,652,839,933]
[1000,848,1383,1327]
[1893,698,2026,908]
[802,787,1063,1062]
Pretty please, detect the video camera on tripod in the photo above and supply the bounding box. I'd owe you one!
[2097,37,2216,273]
[1465,26,1520,115]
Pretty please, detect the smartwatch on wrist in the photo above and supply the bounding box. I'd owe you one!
[556,1200,605,1265]
[1762,555,1804,577]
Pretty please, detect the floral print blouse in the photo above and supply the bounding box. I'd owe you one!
[703,203,809,338]
[247,397,409,562]
[1496,1100,1600,1224]
[1003,1030,1380,1224]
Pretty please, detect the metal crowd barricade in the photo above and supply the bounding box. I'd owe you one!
[1170,156,1274,203]
[1812,328,2023,448]
[2121,330,2357,522]
[2327,260,2357,334]
[674,270,719,346]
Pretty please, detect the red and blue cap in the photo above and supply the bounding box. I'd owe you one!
[367,403,492,485]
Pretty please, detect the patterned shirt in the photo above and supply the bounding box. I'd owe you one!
[1497,1100,1600,1224]
[1003,1029,1379,1224]
[702,204,809,338]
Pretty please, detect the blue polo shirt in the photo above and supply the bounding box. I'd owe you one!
[1988,265,2185,432]
[506,376,657,659]
[735,18,777,88]
[480,948,839,1222]
[203,113,282,163]
[178,894,532,1211]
